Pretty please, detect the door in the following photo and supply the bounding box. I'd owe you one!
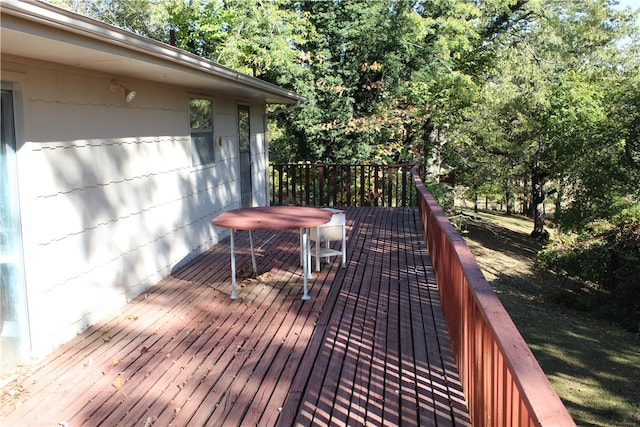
[1,87,30,370]
[238,106,252,208]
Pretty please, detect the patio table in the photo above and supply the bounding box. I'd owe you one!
[211,206,332,300]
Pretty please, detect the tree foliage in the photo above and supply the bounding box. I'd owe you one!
[447,0,639,233]
[47,0,640,329]
[53,0,640,233]
[50,0,167,38]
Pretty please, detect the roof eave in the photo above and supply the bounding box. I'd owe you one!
[0,0,305,105]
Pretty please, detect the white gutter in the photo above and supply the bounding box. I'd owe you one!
[266,100,302,117]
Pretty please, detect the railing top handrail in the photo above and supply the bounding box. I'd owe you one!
[411,165,575,426]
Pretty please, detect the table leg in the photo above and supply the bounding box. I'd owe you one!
[306,230,313,279]
[301,227,311,301]
[230,229,239,300]
[249,230,257,275]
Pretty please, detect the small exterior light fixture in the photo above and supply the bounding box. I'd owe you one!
[110,79,136,103]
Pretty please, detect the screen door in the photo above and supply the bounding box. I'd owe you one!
[1,87,30,370]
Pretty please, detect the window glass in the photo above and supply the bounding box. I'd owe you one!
[238,106,250,151]
[189,98,214,165]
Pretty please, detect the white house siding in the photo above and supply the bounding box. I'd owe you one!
[3,58,268,356]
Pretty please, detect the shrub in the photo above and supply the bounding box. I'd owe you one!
[536,214,640,332]
[424,181,454,215]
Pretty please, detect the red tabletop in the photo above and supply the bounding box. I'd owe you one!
[211,206,332,231]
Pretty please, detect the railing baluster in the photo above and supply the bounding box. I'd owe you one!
[401,167,407,207]
[272,165,277,205]
[319,164,325,207]
[376,165,379,206]
[269,163,417,207]
[333,165,339,206]
[360,166,365,206]
[292,166,297,205]
[387,165,393,207]
[311,164,317,206]
[346,165,352,206]
[279,165,284,205]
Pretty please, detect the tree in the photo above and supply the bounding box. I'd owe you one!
[447,0,639,236]
[277,0,429,163]
[164,0,309,78]
[50,0,640,231]
[50,0,167,38]
[266,0,528,164]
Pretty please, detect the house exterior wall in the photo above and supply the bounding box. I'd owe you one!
[2,57,269,356]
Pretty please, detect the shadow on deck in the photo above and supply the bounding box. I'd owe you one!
[0,207,470,426]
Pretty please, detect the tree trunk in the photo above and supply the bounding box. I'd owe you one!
[521,179,530,216]
[554,177,565,219]
[530,168,548,239]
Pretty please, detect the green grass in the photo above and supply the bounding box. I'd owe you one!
[460,209,640,426]
[499,291,639,426]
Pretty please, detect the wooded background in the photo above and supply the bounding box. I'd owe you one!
[53,1,640,326]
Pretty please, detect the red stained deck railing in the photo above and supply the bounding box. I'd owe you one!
[270,163,415,207]
[411,166,575,426]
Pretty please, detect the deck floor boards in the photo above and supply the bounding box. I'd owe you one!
[1,207,470,426]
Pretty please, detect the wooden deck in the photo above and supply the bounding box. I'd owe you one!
[0,207,470,426]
